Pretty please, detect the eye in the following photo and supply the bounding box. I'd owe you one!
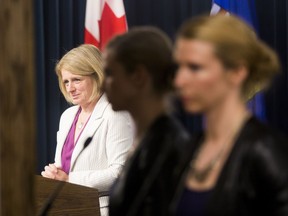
[188,63,202,72]
[72,77,82,84]
[63,80,69,86]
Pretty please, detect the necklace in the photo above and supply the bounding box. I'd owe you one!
[78,122,84,129]
[189,113,250,183]
[189,144,226,182]
[77,111,92,130]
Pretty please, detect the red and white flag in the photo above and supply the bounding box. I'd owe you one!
[84,0,128,50]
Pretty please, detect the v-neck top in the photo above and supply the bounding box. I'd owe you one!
[61,108,88,173]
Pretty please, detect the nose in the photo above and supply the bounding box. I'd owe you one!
[174,67,188,90]
[66,82,75,92]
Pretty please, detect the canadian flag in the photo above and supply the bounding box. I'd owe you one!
[84,0,128,50]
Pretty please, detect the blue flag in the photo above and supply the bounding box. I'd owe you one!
[213,0,257,28]
[212,0,265,121]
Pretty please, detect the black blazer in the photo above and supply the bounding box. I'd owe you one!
[109,114,190,216]
[172,117,288,216]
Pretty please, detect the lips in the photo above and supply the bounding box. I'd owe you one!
[71,94,80,99]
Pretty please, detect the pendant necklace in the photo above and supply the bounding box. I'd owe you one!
[189,141,226,182]
[78,122,84,129]
[77,112,92,130]
[189,113,250,183]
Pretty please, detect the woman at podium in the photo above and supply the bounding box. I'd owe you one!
[41,44,134,216]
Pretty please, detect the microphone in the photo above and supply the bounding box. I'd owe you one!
[37,135,93,216]
[70,135,93,171]
[84,136,93,148]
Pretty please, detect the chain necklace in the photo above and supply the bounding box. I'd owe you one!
[189,114,250,183]
[189,138,228,182]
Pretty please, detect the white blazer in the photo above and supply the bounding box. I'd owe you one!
[54,94,134,213]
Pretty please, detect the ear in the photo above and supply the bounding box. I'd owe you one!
[227,65,248,87]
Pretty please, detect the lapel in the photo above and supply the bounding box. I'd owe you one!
[69,94,110,171]
[56,106,79,165]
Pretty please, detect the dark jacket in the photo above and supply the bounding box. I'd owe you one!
[172,117,288,216]
[109,114,190,216]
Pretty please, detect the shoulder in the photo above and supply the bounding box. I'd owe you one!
[237,118,288,211]
[97,102,134,134]
[151,114,190,138]
[61,105,79,116]
[144,114,191,153]
[59,105,79,122]
[241,117,288,154]
[57,105,79,130]
[239,117,288,181]
[93,94,132,123]
[102,103,133,125]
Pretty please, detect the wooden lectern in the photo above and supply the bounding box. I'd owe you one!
[35,175,100,216]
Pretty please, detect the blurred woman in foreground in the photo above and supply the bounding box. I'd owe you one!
[104,27,190,216]
[173,15,288,216]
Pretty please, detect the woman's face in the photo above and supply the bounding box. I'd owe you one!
[174,39,234,113]
[103,50,137,111]
[61,69,94,106]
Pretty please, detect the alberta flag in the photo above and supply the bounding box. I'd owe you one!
[84,0,128,50]
[211,0,266,121]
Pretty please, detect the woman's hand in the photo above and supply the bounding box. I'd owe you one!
[41,163,69,182]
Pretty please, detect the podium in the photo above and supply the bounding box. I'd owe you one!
[35,175,100,216]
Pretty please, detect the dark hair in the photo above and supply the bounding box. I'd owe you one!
[177,15,280,99]
[106,26,175,95]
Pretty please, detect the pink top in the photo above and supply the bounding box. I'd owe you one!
[61,108,88,173]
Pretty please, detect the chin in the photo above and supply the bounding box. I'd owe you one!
[71,101,79,105]
[111,101,130,112]
[107,95,128,112]
[184,104,204,114]
[111,104,126,112]
[111,105,120,111]
[108,100,122,111]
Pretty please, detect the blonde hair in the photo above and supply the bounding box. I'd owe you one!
[177,15,280,99]
[55,44,104,103]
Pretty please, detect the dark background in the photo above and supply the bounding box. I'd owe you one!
[34,0,288,173]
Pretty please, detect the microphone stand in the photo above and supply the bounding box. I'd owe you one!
[37,181,65,216]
